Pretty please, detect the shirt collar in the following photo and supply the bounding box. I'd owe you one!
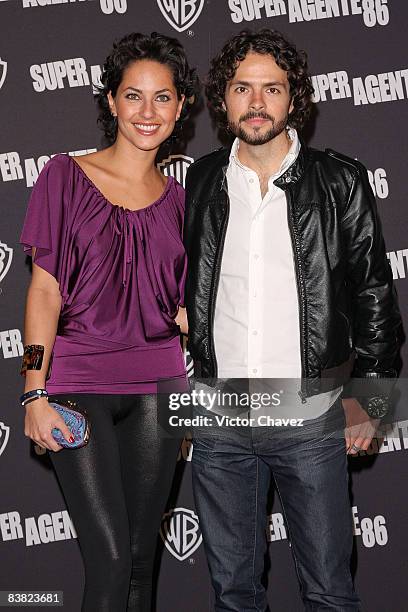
[229,127,300,182]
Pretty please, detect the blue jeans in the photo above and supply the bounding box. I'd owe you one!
[191,401,360,611]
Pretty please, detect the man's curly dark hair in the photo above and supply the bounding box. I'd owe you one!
[95,32,199,145]
[206,29,314,132]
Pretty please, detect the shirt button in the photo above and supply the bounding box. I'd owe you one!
[249,178,254,184]
[254,254,259,260]
[252,368,258,374]
[252,330,258,336]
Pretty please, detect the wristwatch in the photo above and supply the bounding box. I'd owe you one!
[353,369,396,419]
[359,395,389,419]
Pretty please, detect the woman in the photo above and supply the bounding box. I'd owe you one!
[20,32,196,611]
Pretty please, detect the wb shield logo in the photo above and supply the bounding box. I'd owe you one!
[160,507,202,561]
[0,242,13,283]
[0,58,7,90]
[157,154,194,188]
[0,422,10,457]
[157,0,204,32]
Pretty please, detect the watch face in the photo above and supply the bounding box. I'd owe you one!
[367,397,388,418]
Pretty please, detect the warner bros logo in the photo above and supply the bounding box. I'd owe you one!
[0,58,7,90]
[0,241,13,283]
[157,154,193,189]
[0,422,10,457]
[160,507,202,561]
[157,0,204,33]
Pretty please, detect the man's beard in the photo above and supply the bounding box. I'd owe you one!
[227,111,288,145]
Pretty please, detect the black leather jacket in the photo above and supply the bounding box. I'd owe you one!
[183,142,401,397]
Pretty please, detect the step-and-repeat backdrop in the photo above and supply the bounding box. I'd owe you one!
[1,1,407,610]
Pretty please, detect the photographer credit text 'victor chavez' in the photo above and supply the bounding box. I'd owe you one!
[167,389,305,428]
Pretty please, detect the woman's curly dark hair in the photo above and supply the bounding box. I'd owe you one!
[206,29,314,132]
[96,32,198,144]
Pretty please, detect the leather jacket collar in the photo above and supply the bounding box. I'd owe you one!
[217,138,310,194]
[274,138,310,189]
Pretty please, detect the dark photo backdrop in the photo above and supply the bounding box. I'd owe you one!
[0,1,407,610]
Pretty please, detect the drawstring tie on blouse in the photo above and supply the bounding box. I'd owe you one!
[112,208,145,287]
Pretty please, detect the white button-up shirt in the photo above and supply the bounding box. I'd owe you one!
[213,128,341,419]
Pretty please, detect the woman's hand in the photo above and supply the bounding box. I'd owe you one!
[175,306,188,335]
[24,398,73,452]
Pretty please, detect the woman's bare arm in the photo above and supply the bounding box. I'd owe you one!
[23,256,72,451]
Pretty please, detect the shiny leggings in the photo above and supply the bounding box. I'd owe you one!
[49,393,181,612]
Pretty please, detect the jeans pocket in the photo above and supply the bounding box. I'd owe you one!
[301,429,347,458]
[191,435,219,467]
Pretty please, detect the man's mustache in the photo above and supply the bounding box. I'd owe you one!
[240,112,273,122]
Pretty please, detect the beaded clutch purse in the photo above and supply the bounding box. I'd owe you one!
[49,400,90,449]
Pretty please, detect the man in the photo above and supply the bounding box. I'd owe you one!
[183,29,401,611]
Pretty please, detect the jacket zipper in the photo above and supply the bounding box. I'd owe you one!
[286,188,308,402]
[208,192,230,378]
[337,308,352,348]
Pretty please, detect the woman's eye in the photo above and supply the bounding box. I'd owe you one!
[126,93,140,100]
[156,94,171,102]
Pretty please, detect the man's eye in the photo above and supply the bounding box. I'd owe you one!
[235,87,247,93]
[268,88,280,94]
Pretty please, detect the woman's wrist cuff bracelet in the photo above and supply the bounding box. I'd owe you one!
[20,345,45,376]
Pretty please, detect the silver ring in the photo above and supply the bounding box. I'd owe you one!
[351,443,361,451]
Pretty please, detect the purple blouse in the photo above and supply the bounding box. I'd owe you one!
[20,154,187,394]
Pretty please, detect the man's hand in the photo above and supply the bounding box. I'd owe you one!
[342,398,380,455]
[175,306,188,335]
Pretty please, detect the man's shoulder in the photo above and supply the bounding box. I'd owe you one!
[186,147,230,181]
[308,146,365,178]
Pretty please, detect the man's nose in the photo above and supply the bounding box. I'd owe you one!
[249,91,265,111]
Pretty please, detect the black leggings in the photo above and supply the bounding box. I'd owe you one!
[49,394,182,612]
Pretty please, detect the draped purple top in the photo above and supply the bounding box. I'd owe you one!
[20,154,187,394]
